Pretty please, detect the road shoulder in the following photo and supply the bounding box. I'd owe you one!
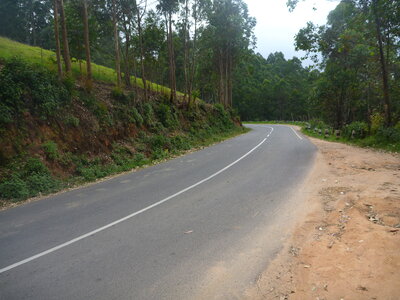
[246,136,400,299]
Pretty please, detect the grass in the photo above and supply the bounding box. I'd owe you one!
[0,126,248,204]
[245,120,400,153]
[0,36,177,98]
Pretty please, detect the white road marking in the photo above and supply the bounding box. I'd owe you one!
[289,126,303,140]
[0,127,274,274]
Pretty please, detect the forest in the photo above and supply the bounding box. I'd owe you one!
[0,0,399,133]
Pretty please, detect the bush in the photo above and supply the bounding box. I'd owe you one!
[344,121,368,139]
[370,112,384,134]
[376,127,400,143]
[24,157,50,175]
[130,107,143,126]
[156,103,178,128]
[0,175,29,200]
[64,115,80,127]
[111,87,128,104]
[42,141,59,160]
[0,58,70,120]
[142,102,155,126]
[0,157,59,200]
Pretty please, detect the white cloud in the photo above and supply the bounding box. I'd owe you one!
[244,0,338,64]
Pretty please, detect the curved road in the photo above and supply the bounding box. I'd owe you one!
[0,125,316,299]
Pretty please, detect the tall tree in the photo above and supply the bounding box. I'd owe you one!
[82,0,92,84]
[157,0,179,102]
[53,0,63,78]
[59,0,72,74]
[135,0,148,100]
[112,0,122,87]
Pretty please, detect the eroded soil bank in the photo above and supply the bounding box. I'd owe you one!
[246,134,400,300]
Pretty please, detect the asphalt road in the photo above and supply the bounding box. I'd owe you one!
[0,124,316,299]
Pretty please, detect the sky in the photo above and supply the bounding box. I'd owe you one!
[244,0,339,64]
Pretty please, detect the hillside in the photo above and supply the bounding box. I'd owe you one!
[0,40,245,206]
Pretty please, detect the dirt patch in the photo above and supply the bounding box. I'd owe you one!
[246,136,400,299]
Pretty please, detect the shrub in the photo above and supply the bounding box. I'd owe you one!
[156,103,178,128]
[142,102,155,126]
[23,157,50,175]
[370,112,384,134]
[64,115,80,127]
[130,107,143,126]
[25,173,60,196]
[376,127,400,143]
[0,175,29,200]
[0,58,70,120]
[111,87,128,104]
[42,141,59,160]
[0,157,59,200]
[344,121,368,139]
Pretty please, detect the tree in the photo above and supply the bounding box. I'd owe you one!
[135,0,149,100]
[157,0,179,102]
[112,0,122,87]
[59,0,72,74]
[206,0,255,107]
[53,0,63,78]
[82,0,92,82]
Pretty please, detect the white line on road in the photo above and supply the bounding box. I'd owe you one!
[0,127,274,274]
[289,126,303,140]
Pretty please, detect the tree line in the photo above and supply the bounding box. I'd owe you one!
[0,0,398,130]
[233,0,399,130]
[292,0,399,128]
[0,0,255,106]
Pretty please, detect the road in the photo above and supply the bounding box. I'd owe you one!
[0,124,316,299]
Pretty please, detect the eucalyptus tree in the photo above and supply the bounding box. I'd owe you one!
[205,0,255,107]
[53,0,63,78]
[112,0,122,87]
[59,0,72,74]
[292,0,399,127]
[157,0,180,102]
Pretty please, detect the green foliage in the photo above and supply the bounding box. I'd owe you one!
[155,103,178,128]
[130,107,144,126]
[64,115,80,127]
[0,158,59,201]
[42,141,59,160]
[111,87,129,104]
[0,175,30,200]
[376,127,400,143]
[370,112,384,134]
[142,102,156,126]
[0,58,70,122]
[343,122,368,139]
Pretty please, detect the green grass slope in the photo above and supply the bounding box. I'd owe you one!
[0,46,245,206]
[0,36,174,97]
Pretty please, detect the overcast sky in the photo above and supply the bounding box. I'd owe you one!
[244,0,338,64]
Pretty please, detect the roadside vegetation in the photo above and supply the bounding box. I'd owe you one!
[241,0,399,153]
[0,58,245,204]
[245,120,400,153]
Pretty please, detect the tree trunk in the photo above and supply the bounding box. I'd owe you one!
[53,0,63,78]
[59,0,72,74]
[168,12,177,102]
[372,0,391,126]
[188,0,199,108]
[82,0,92,84]
[219,50,225,106]
[124,30,131,87]
[183,0,189,104]
[228,52,233,107]
[112,0,122,87]
[137,3,147,101]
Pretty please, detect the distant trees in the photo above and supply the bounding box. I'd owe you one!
[232,51,311,121]
[0,0,257,107]
[293,0,399,128]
